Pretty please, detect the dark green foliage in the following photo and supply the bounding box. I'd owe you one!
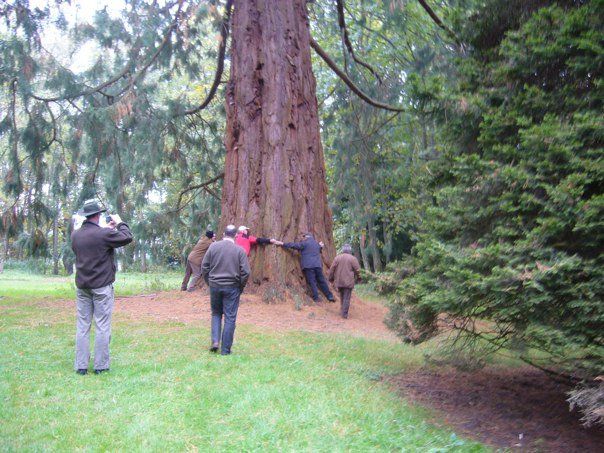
[388,0,603,389]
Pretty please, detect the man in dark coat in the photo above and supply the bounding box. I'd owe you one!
[202,224,250,355]
[71,199,133,375]
[328,244,361,318]
[280,233,335,303]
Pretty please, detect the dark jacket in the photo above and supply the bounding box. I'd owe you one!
[188,236,213,265]
[202,238,251,288]
[328,253,361,289]
[71,220,133,289]
[283,236,323,269]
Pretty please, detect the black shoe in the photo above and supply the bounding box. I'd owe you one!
[209,343,219,353]
[220,351,231,356]
[94,369,109,374]
[76,369,87,375]
[327,297,336,303]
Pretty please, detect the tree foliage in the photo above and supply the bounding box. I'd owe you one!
[386,0,603,423]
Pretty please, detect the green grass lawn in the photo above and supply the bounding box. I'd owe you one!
[0,269,183,302]
[0,271,487,451]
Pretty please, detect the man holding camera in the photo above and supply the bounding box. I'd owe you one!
[71,199,133,375]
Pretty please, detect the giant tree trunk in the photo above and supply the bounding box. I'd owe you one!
[222,0,335,294]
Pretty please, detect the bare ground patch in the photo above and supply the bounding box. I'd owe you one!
[387,367,604,452]
[38,289,397,342]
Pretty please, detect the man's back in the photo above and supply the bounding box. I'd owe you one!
[329,253,361,289]
[71,221,133,289]
[283,237,323,269]
[188,236,213,265]
[202,239,250,287]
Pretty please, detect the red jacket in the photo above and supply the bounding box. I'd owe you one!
[235,232,271,256]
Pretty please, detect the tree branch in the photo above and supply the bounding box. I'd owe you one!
[30,14,179,103]
[172,172,224,212]
[416,0,461,45]
[336,0,382,83]
[310,37,405,113]
[179,0,233,116]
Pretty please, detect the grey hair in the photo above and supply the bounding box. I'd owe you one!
[341,243,352,254]
[224,224,237,237]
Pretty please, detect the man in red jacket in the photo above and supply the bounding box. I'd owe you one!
[235,225,275,256]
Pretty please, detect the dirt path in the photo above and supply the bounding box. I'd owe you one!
[112,289,398,342]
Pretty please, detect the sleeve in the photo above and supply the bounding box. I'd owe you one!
[105,223,133,248]
[239,250,251,288]
[201,247,212,284]
[255,237,271,245]
[282,241,304,250]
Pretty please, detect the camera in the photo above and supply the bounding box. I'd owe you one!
[105,214,113,223]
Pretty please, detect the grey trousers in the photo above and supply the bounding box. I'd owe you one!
[75,284,114,371]
[187,261,203,291]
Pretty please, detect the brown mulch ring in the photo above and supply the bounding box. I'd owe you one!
[74,289,398,342]
[387,367,604,452]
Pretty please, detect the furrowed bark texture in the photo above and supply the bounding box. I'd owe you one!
[222,0,335,292]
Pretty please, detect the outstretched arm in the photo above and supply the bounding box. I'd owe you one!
[282,241,304,250]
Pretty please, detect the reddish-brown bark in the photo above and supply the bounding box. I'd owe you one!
[221,0,335,295]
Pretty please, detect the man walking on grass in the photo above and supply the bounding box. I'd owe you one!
[328,244,361,319]
[71,199,133,375]
[202,224,250,355]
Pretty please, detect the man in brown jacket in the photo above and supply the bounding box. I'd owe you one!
[328,244,361,319]
[71,199,133,374]
[186,229,215,291]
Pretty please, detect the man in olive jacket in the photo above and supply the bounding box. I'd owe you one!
[71,200,133,374]
[328,244,361,318]
[202,224,250,355]
[184,229,215,291]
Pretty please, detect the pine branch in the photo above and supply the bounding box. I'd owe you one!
[179,0,234,116]
[416,0,461,45]
[336,0,382,83]
[309,37,405,113]
[172,172,225,213]
[30,12,180,103]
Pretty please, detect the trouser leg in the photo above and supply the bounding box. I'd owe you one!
[92,284,114,371]
[339,287,352,318]
[187,261,203,291]
[181,261,193,290]
[210,286,223,345]
[75,289,93,370]
[316,268,334,300]
[303,268,319,301]
[221,287,241,354]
